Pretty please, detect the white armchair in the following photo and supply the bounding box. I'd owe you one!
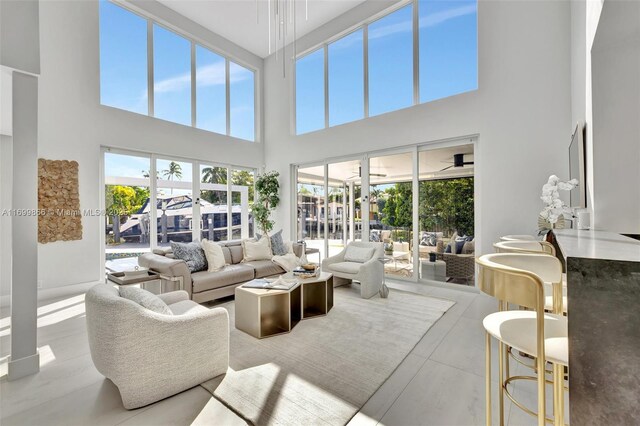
[85,285,229,409]
[322,242,384,298]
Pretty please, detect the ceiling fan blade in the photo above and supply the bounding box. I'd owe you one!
[439,165,454,172]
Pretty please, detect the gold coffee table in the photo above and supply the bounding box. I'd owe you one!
[234,272,333,339]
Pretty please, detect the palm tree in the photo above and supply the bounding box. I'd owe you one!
[201,166,227,184]
[162,161,182,195]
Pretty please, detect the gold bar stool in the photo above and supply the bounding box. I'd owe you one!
[493,241,566,314]
[499,234,538,242]
[477,253,568,426]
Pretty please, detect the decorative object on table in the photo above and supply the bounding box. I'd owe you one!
[538,174,578,233]
[38,159,82,243]
[429,252,437,262]
[251,170,280,236]
[383,240,394,255]
[377,257,391,298]
[243,277,298,291]
[123,266,148,279]
[293,265,319,279]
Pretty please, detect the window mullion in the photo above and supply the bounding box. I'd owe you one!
[413,0,420,105]
[364,25,369,118]
[191,41,196,127]
[225,59,231,136]
[324,44,329,129]
[147,20,154,117]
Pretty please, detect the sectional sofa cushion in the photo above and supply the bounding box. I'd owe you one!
[243,260,285,278]
[344,245,375,263]
[119,286,173,315]
[171,241,208,272]
[328,261,363,275]
[191,264,255,293]
[201,239,226,272]
[242,237,272,262]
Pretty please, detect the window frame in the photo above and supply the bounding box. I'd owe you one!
[99,1,259,142]
[293,0,478,134]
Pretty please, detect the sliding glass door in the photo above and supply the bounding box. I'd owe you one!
[293,138,476,285]
[369,152,414,278]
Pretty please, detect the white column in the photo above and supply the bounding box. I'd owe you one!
[8,72,39,380]
[361,157,370,242]
[349,181,355,242]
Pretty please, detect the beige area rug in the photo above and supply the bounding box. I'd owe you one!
[201,285,454,426]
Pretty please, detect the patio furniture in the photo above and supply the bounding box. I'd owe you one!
[436,239,475,284]
[421,259,446,281]
[322,242,384,299]
[85,285,229,409]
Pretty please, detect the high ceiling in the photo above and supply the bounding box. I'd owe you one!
[156,0,368,58]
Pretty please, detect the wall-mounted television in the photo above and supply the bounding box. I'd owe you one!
[569,122,587,208]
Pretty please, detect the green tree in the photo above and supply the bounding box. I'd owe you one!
[418,177,474,236]
[201,166,227,204]
[252,171,280,235]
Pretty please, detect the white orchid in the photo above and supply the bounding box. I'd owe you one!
[539,175,579,227]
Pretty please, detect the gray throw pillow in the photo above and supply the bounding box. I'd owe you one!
[255,230,288,256]
[171,241,208,272]
[119,286,172,315]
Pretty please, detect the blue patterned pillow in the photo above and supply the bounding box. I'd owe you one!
[170,241,207,272]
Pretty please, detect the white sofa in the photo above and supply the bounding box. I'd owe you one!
[322,242,384,299]
[85,285,229,409]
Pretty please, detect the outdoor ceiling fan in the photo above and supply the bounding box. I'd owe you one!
[439,153,474,172]
[346,166,387,180]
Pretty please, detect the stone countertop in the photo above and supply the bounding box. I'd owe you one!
[553,229,640,262]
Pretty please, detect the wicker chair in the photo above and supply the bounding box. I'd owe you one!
[436,239,475,284]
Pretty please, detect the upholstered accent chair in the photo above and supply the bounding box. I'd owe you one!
[322,242,384,298]
[85,285,229,409]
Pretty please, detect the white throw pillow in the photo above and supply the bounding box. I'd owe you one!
[242,237,272,262]
[344,245,375,263]
[201,239,226,272]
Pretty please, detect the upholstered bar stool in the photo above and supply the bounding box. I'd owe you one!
[500,234,538,242]
[477,253,568,426]
[493,241,566,314]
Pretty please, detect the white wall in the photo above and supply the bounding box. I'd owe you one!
[36,0,264,289]
[590,0,640,233]
[264,0,572,255]
[0,135,12,301]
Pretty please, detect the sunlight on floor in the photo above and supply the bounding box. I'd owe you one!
[0,344,56,379]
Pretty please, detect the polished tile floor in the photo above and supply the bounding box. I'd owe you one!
[0,280,567,425]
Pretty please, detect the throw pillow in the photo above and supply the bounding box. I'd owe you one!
[462,238,475,255]
[269,230,288,256]
[344,245,375,263]
[455,235,468,254]
[171,241,207,272]
[445,232,458,254]
[201,239,226,272]
[256,230,288,256]
[242,237,272,262]
[119,286,172,315]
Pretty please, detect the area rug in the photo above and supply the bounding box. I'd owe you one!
[201,285,454,426]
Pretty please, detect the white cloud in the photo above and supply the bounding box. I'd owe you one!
[419,4,477,29]
[152,61,250,95]
[368,3,476,41]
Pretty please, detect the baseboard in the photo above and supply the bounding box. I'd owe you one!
[0,280,101,308]
[7,352,39,381]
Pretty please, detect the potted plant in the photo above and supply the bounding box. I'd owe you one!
[252,170,280,236]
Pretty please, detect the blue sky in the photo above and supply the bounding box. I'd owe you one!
[99,0,255,141]
[296,0,478,134]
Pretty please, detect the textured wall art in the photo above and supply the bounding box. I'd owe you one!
[38,159,82,243]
